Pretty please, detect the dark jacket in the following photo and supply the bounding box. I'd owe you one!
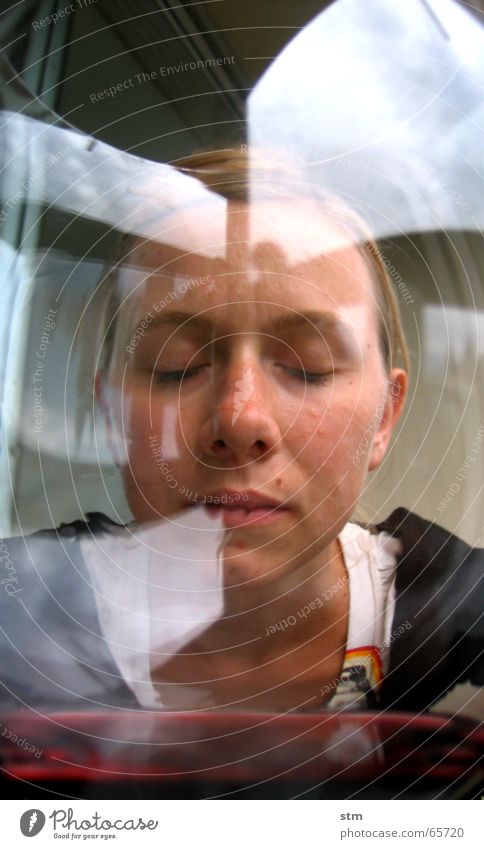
[0,508,482,712]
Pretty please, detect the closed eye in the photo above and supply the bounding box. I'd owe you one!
[155,365,207,384]
[282,366,331,385]
[154,364,330,385]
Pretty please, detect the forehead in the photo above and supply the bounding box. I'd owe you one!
[119,198,378,324]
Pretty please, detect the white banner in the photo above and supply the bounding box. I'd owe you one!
[1,799,481,848]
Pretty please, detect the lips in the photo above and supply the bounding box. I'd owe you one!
[201,490,290,528]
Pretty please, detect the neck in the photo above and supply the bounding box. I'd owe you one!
[200,537,349,659]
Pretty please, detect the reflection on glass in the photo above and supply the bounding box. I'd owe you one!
[0,0,483,800]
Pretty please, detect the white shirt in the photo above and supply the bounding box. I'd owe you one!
[81,518,402,709]
[325,522,402,709]
[338,521,402,673]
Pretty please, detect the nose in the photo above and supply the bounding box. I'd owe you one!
[198,355,281,466]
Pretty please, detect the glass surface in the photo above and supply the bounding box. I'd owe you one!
[0,0,483,799]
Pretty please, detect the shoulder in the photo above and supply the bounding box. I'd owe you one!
[374,505,478,555]
[376,508,484,709]
[374,507,483,604]
[0,513,135,710]
[0,512,123,596]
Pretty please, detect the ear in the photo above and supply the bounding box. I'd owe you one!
[95,371,126,467]
[368,369,408,471]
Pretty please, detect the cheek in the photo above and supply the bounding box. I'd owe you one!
[129,396,202,489]
[117,382,181,455]
[150,402,182,461]
[288,398,374,484]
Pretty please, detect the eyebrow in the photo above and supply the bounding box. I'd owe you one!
[144,309,350,337]
[145,310,213,333]
[271,311,349,336]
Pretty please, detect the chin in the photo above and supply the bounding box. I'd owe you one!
[219,537,290,588]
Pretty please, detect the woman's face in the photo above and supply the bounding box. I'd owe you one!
[100,198,406,585]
